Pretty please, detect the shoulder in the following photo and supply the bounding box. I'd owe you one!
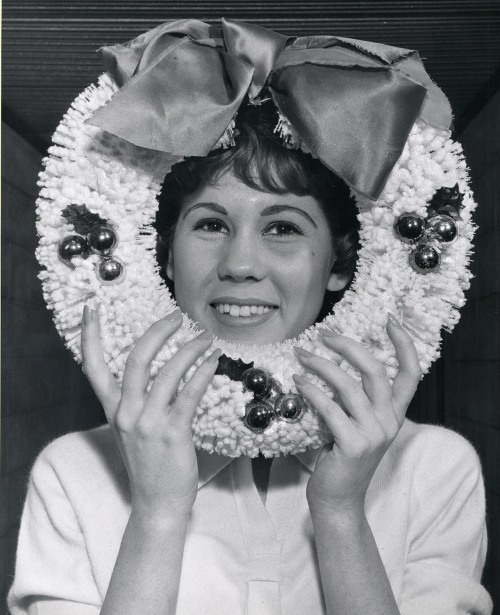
[388,420,484,504]
[388,424,492,613]
[395,420,482,473]
[31,424,123,486]
[21,426,129,554]
[35,424,117,465]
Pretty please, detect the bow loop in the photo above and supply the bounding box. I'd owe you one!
[92,20,253,156]
[100,19,219,86]
[222,18,290,100]
[89,19,452,200]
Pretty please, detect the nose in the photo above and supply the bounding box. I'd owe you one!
[217,233,266,282]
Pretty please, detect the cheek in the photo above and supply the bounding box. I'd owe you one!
[292,245,332,287]
[176,245,207,276]
[171,237,213,304]
[279,247,332,314]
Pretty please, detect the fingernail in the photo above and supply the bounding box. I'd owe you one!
[387,312,402,329]
[197,330,212,341]
[83,305,93,325]
[166,309,182,321]
[208,348,222,364]
[293,346,313,359]
[292,374,307,386]
[319,329,338,338]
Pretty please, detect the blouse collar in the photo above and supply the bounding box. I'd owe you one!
[196,446,325,489]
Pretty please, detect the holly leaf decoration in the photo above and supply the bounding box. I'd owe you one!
[62,204,108,234]
[215,354,254,381]
[428,183,464,220]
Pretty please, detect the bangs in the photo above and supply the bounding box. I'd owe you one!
[186,102,336,199]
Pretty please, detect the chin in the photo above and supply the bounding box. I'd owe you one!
[212,323,284,345]
[187,305,314,345]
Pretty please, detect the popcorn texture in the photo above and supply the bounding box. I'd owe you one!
[37,78,477,457]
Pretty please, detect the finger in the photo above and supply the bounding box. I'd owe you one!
[320,332,393,412]
[386,315,422,421]
[294,347,374,424]
[292,375,357,446]
[121,310,183,404]
[81,306,121,418]
[169,348,222,430]
[146,330,214,411]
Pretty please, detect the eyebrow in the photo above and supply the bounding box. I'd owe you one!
[182,202,228,220]
[182,202,317,227]
[260,204,317,227]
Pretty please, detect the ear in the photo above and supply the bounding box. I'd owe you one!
[326,271,351,292]
[166,251,174,281]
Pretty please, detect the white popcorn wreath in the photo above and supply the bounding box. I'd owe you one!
[36,69,475,458]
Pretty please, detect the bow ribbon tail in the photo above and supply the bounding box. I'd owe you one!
[270,64,427,200]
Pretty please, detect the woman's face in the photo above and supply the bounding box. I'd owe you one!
[167,171,348,344]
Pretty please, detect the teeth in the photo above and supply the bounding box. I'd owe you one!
[212,303,274,317]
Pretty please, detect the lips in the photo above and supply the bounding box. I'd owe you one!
[210,298,279,320]
[212,303,274,317]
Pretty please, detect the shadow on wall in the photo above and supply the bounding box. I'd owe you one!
[1,122,106,606]
[446,90,500,609]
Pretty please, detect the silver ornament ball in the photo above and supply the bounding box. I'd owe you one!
[97,257,123,283]
[425,215,458,244]
[395,215,425,243]
[410,243,441,274]
[243,400,275,432]
[242,368,272,399]
[275,394,305,422]
[58,235,89,263]
[88,225,118,255]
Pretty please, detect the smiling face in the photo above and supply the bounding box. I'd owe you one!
[167,171,348,344]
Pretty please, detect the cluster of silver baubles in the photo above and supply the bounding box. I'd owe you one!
[58,204,123,283]
[241,368,305,432]
[394,184,463,274]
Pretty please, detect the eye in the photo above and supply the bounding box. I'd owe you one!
[193,218,228,234]
[264,221,303,237]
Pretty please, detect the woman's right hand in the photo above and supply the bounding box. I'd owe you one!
[81,306,220,521]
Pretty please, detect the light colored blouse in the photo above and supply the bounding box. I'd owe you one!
[8,420,493,614]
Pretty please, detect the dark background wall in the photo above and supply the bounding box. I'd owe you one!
[447,92,500,604]
[2,1,499,611]
[1,123,106,603]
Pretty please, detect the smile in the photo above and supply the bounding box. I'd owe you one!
[209,298,279,327]
[212,303,275,317]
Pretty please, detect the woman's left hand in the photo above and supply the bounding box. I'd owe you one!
[293,314,421,518]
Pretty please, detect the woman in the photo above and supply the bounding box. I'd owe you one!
[8,19,492,615]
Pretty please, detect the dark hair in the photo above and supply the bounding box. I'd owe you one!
[155,101,359,321]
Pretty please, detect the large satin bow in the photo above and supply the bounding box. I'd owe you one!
[89,18,451,200]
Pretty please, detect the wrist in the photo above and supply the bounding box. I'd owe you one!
[128,510,191,542]
[310,508,370,548]
[130,496,195,533]
[308,498,366,527]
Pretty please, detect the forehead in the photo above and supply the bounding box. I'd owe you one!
[181,170,327,218]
